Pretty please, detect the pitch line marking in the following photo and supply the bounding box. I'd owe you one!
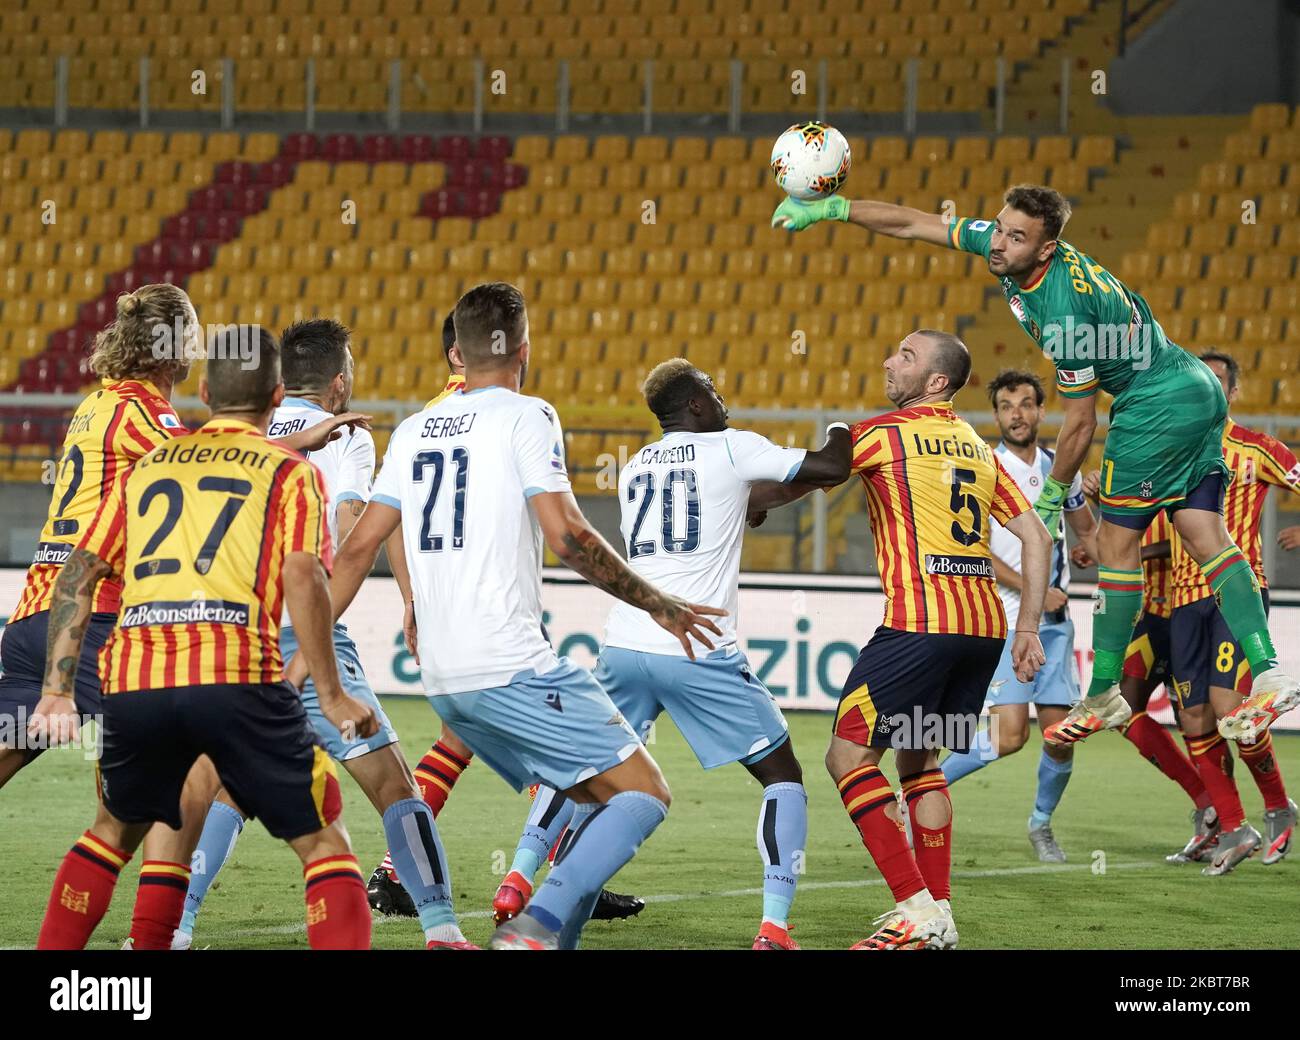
[209,859,1162,940]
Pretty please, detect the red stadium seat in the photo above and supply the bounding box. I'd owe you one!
[435,135,472,163]
[281,133,319,161]
[400,135,436,162]
[358,135,398,163]
[321,134,360,161]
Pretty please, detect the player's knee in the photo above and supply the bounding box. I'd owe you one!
[1172,516,1228,565]
[1045,742,1073,764]
[824,740,872,780]
[747,740,802,786]
[377,772,422,811]
[996,727,1029,756]
[912,788,952,830]
[291,820,352,865]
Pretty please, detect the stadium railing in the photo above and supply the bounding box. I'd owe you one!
[24,54,1089,137]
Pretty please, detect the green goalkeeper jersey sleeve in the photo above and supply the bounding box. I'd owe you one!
[947,216,1174,398]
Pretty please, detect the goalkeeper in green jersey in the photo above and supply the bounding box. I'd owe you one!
[773,184,1297,744]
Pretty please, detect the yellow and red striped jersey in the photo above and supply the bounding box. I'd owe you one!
[11,379,186,623]
[1140,510,1173,619]
[425,373,464,409]
[1170,420,1300,608]
[850,402,1031,638]
[76,418,332,694]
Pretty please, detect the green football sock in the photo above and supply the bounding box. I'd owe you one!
[1201,546,1278,676]
[1088,568,1145,699]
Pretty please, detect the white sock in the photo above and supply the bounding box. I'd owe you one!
[425,923,467,945]
[898,890,938,917]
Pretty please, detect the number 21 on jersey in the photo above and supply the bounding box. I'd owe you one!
[413,448,469,552]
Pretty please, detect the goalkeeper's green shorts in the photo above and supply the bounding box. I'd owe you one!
[1097,347,1230,528]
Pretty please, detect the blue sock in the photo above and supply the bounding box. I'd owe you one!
[510,785,574,883]
[1030,750,1073,828]
[941,726,998,785]
[526,791,667,936]
[181,800,245,934]
[757,782,807,928]
[556,803,602,950]
[382,797,458,935]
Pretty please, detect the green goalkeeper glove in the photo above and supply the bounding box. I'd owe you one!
[771,194,851,231]
[1033,475,1071,540]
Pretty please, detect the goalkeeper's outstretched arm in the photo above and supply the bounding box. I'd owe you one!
[844,200,953,246]
[772,194,953,247]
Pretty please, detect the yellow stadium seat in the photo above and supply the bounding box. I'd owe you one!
[1240,160,1283,192]
[1197,161,1238,191]
[1251,254,1295,284]
[1239,314,1286,342]
[1248,103,1291,134]
[1074,136,1115,167]
[1188,223,1231,252]
[1269,285,1300,312]
[1234,224,1277,252]
[1149,223,1190,252]
[1140,284,1177,316]
[1223,285,1267,318]
[1196,313,1238,343]
[1258,345,1300,374]
[1032,135,1073,164]
[1159,313,1196,344]
[1265,130,1300,161]
[991,137,1031,164]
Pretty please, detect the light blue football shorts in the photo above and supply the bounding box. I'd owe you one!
[985,616,1081,709]
[594,645,791,770]
[283,622,399,762]
[428,656,643,793]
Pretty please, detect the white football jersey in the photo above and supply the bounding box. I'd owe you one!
[989,443,1086,628]
[602,428,806,656]
[268,397,375,548]
[370,386,571,695]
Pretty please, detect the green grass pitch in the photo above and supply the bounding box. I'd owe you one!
[2,702,1298,949]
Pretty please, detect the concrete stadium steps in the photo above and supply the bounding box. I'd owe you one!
[1001,0,1176,137]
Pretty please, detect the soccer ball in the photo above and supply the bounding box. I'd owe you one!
[769,121,852,201]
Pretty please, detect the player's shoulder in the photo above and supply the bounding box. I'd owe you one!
[345,422,376,454]
[508,391,563,430]
[851,405,921,437]
[1225,419,1284,455]
[108,378,185,429]
[721,426,773,452]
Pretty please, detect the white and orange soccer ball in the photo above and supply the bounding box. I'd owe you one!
[769,120,852,201]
